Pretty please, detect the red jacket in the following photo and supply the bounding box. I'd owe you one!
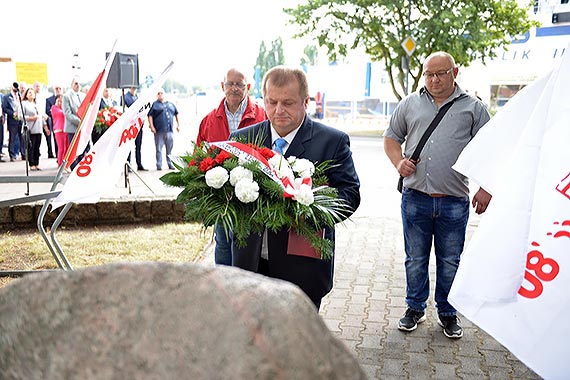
[196,97,267,144]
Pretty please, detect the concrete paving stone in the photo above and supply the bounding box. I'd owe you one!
[382,341,409,357]
[407,352,432,374]
[455,341,482,357]
[346,303,367,315]
[349,294,370,304]
[326,287,350,298]
[340,339,360,353]
[366,310,387,323]
[325,296,349,309]
[330,278,352,289]
[342,314,366,328]
[322,318,342,333]
[407,337,431,353]
[486,366,514,379]
[368,299,388,313]
[339,325,363,340]
[456,355,487,377]
[375,375,406,380]
[379,358,407,377]
[353,273,375,284]
[385,328,410,344]
[479,349,511,368]
[389,286,407,297]
[359,365,379,380]
[362,321,386,335]
[430,347,460,366]
[359,334,383,349]
[432,362,460,380]
[356,347,384,365]
[321,305,346,319]
[508,362,541,380]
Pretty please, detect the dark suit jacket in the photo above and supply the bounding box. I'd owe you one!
[2,93,22,128]
[229,115,360,304]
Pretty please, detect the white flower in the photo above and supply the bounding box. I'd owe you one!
[234,178,259,203]
[205,166,229,189]
[229,166,253,186]
[269,155,294,179]
[294,184,314,205]
[289,157,315,178]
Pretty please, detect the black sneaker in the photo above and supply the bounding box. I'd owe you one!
[438,315,463,339]
[398,308,426,331]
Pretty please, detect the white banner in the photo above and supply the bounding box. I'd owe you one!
[449,42,570,379]
[52,62,174,209]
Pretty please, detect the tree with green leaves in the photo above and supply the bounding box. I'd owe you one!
[285,0,539,100]
[255,37,286,85]
[301,45,319,68]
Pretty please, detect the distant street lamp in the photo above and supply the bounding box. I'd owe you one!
[72,53,81,78]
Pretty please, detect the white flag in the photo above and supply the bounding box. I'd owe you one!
[449,42,570,380]
[52,62,174,209]
[65,42,117,170]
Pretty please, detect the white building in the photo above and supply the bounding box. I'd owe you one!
[308,0,570,118]
[461,0,570,109]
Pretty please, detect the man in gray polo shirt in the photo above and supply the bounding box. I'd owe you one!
[384,51,491,339]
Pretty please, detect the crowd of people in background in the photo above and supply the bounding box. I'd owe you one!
[0,80,174,171]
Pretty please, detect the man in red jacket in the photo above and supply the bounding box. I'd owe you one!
[197,67,267,265]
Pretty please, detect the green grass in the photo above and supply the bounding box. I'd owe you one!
[0,223,212,286]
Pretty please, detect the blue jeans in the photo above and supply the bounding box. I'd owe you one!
[214,222,232,265]
[7,123,22,159]
[154,131,174,169]
[401,188,469,316]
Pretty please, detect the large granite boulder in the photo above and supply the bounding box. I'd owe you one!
[0,262,366,380]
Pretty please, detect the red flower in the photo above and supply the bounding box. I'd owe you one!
[215,150,231,164]
[258,147,276,160]
[94,106,122,132]
[199,157,216,172]
[189,159,196,167]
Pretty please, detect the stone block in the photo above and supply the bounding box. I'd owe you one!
[0,262,366,380]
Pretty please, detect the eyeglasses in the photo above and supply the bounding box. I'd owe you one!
[224,82,246,90]
[422,68,453,80]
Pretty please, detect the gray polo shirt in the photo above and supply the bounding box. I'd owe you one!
[384,84,490,197]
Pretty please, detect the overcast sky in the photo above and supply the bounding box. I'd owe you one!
[3,0,307,88]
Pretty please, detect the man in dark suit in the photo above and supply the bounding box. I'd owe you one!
[229,66,361,309]
[1,84,24,161]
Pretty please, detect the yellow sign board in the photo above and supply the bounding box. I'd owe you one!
[401,37,417,56]
[15,62,48,85]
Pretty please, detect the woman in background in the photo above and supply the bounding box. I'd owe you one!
[51,94,68,167]
[21,88,47,170]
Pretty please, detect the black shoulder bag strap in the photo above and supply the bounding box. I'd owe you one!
[397,93,466,193]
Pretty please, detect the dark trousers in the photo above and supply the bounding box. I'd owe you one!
[28,133,41,166]
[44,118,57,157]
[127,128,144,168]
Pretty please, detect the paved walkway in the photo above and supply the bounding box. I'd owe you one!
[0,135,541,380]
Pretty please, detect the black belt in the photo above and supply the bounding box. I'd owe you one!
[409,188,448,198]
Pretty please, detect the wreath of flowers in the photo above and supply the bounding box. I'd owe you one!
[160,139,351,259]
[94,106,122,134]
